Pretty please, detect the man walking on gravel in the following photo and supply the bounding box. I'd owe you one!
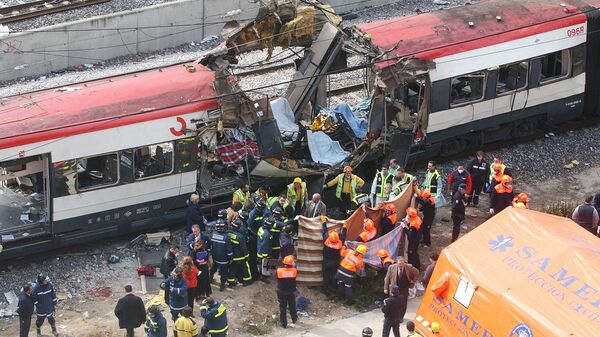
[32,272,58,337]
[114,285,146,337]
[572,195,599,235]
[17,283,34,337]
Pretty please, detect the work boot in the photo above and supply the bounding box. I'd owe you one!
[52,325,59,337]
[219,283,226,292]
[36,327,42,337]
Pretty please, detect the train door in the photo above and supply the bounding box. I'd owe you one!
[0,154,52,246]
[492,61,529,116]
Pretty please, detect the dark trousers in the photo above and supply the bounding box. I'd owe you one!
[277,291,298,327]
[338,280,353,301]
[19,314,31,337]
[382,319,401,337]
[170,309,182,322]
[407,235,421,269]
[210,263,229,286]
[248,237,260,281]
[451,214,465,242]
[468,180,485,205]
[229,259,252,284]
[421,209,435,246]
[322,261,338,293]
[187,287,196,310]
[35,314,56,331]
[125,327,135,337]
[340,193,352,214]
[272,247,280,259]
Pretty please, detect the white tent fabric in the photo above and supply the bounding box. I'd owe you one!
[270,98,299,134]
[306,130,350,166]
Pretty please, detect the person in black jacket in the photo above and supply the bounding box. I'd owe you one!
[280,224,295,258]
[466,150,488,206]
[277,255,298,328]
[186,193,206,233]
[415,186,435,247]
[17,283,34,337]
[160,246,180,279]
[114,285,146,337]
[322,217,347,295]
[32,272,58,337]
[381,285,404,337]
[451,184,468,243]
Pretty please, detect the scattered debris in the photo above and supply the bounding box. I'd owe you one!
[86,287,112,298]
[107,254,120,264]
[13,64,28,70]
[563,159,580,169]
[144,232,170,246]
[544,132,556,138]
[433,0,450,4]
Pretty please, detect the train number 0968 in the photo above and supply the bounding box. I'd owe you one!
[567,26,585,37]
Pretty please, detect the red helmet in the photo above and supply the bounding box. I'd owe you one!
[364,218,375,231]
[407,207,418,218]
[283,255,295,266]
[421,189,431,198]
[377,249,389,258]
[328,231,339,242]
[501,175,512,185]
[517,192,529,203]
[386,204,396,214]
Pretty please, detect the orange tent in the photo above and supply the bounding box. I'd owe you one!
[415,207,600,337]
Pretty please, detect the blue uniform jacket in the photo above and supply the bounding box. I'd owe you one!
[200,302,228,334]
[270,220,284,250]
[227,229,248,259]
[210,231,233,265]
[257,225,272,258]
[145,311,168,337]
[32,282,57,316]
[165,276,188,311]
[247,207,271,234]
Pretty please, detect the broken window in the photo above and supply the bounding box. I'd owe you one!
[394,80,425,115]
[539,49,570,83]
[134,142,174,180]
[450,71,486,106]
[175,137,197,173]
[572,44,585,77]
[53,160,77,197]
[497,61,528,94]
[77,153,119,190]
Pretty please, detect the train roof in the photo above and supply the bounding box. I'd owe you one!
[360,0,595,68]
[0,63,218,150]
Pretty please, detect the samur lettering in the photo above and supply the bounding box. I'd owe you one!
[428,296,496,337]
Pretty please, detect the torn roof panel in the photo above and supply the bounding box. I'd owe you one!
[359,0,588,67]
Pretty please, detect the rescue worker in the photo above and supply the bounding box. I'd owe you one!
[174,306,198,337]
[389,159,400,176]
[280,224,295,257]
[32,272,58,337]
[488,155,507,185]
[358,218,377,243]
[512,192,530,209]
[381,204,397,236]
[371,165,394,205]
[270,208,286,259]
[423,161,442,201]
[252,186,270,206]
[377,249,395,272]
[447,163,472,196]
[209,218,233,291]
[227,219,252,286]
[451,184,468,242]
[17,283,34,337]
[402,207,422,269]
[248,197,270,234]
[257,217,274,281]
[232,182,250,207]
[488,163,504,192]
[335,244,368,303]
[144,305,167,337]
[466,150,488,206]
[415,187,435,247]
[277,255,299,328]
[352,192,371,209]
[164,268,188,322]
[324,166,365,215]
[239,210,260,282]
[392,168,414,198]
[199,297,228,337]
[489,175,514,216]
[572,195,600,235]
[287,177,308,216]
[322,217,347,295]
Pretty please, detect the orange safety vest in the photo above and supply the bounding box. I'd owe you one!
[427,196,435,206]
[324,237,342,250]
[409,216,422,231]
[359,227,377,242]
[277,267,297,279]
[387,213,397,224]
[495,184,513,194]
[339,248,364,273]
[381,257,395,268]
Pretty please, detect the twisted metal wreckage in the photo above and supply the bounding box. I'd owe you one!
[195,0,433,184]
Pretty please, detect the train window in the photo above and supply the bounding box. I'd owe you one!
[175,137,197,173]
[539,49,570,83]
[52,160,77,197]
[134,142,174,180]
[572,45,585,77]
[450,71,486,106]
[497,61,528,95]
[76,153,119,191]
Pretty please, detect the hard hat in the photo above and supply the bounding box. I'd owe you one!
[343,166,353,173]
[501,175,512,184]
[421,189,431,198]
[363,218,375,231]
[385,204,396,213]
[377,249,389,258]
[215,219,227,231]
[362,327,374,337]
[232,218,242,229]
[328,231,339,242]
[238,210,249,220]
[283,255,295,266]
[148,304,161,316]
[217,209,228,219]
[272,207,283,218]
[256,198,266,209]
[293,177,302,184]
[518,192,529,203]
[515,202,527,209]
[407,207,418,218]
[356,245,368,255]
[264,217,275,227]
[37,272,48,284]
[431,321,441,333]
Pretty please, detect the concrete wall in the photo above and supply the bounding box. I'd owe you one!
[0,0,394,82]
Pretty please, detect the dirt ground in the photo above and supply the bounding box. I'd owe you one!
[1,166,598,337]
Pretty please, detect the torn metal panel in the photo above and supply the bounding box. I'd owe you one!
[212,69,267,127]
[375,57,435,89]
[285,22,343,117]
[251,159,322,177]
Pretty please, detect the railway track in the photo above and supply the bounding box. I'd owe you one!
[0,0,110,24]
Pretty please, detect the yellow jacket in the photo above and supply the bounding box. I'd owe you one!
[174,316,198,337]
[327,174,365,198]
